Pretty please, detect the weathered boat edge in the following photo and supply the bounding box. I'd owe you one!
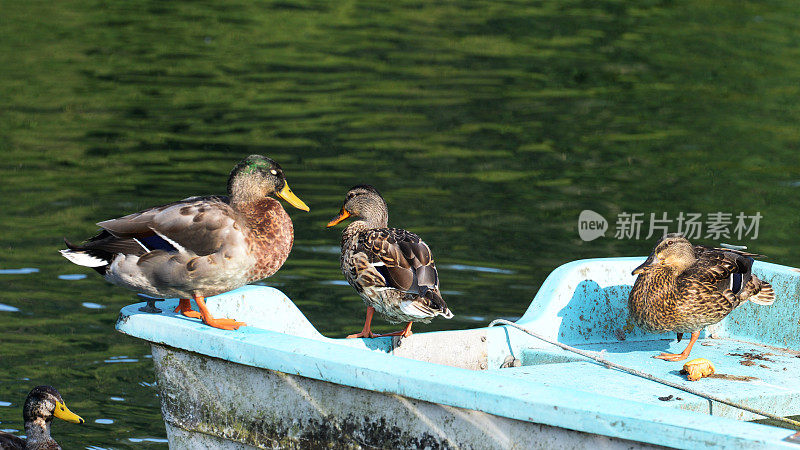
[115,257,800,449]
[116,317,796,447]
[151,344,668,449]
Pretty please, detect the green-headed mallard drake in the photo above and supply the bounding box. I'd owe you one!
[629,233,774,361]
[326,185,453,338]
[60,155,309,330]
[0,386,84,450]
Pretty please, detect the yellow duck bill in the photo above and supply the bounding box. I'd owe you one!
[53,401,84,424]
[277,184,310,211]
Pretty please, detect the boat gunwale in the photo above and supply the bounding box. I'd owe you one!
[116,287,798,448]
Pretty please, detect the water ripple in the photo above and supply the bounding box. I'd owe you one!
[82,302,105,309]
[0,304,20,312]
[58,274,88,280]
[128,437,169,443]
[295,245,341,254]
[319,280,349,286]
[440,264,515,275]
[0,268,39,275]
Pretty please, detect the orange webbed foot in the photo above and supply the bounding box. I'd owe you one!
[346,330,377,339]
[203,317,247,330]
[376,322,413,338]
[191,295,246,331]
[346,307,378,338]
[654,331,699,362]
[174,299,202,319]
[654,352,690,361]
[375,330,413,338]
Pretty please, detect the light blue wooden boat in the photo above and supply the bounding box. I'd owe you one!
[116,257,800,449]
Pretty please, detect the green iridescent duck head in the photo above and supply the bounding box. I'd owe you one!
[227,155,309,211]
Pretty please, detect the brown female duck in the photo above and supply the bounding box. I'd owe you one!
[629,233,774,361]
[326,185,453,338]
[61,155,309,330]
[0,386,83,450]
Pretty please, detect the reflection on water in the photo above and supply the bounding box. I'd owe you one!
[3,0,800,447]
[319,280,350,286]
[441,264,516,275]
[58,274,88,280]
[0,268,39,275]
[128,438,170,444]
[295,245,341,255]
[104,358,139,364]
[82,302,106,309]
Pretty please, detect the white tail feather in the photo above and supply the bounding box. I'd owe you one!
[60,249,107,267]
[399,300,436,319]
[399,300,454,319]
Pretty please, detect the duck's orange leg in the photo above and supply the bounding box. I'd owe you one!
[376,321,413,338]
[174,298,201,319]
[192,294,246,330]
[655,331,699,361]
[347,307,377,338]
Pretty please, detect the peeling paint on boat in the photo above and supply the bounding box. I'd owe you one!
[116,258,800,448]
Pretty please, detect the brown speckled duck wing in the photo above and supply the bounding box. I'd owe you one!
[85,196,254,298]
[97,196,238,256]
[693,246,775,305]
[355,228,450,315]
[679,247,771,319]
[0,431,25,450]
[63,197,233,271]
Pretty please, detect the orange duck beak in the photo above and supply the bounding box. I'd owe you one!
[326,208,351,227]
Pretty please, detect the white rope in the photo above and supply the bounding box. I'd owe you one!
[488,319,800,429]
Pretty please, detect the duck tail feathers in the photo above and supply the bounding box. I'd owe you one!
[60,238,110,271]
[749,278,775,306]
[423,288,454,319]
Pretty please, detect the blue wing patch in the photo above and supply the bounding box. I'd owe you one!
[139,234,178,252]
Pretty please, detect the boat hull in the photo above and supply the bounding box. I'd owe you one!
[151,344,666,449]
[116,259,800,449]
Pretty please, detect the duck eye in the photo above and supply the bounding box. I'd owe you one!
[270,169,278,175]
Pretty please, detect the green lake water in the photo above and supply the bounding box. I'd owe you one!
[2,0,800,447]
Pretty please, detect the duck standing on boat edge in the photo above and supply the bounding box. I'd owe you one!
[628,233,775,361]
[60,155,309,330]
[327,185,453,338]
[0,386,84,450]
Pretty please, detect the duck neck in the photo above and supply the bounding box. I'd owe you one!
[228,176,268,209]
[24,417,53,449]
[342,207,387,239]
[362,206,388,230]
